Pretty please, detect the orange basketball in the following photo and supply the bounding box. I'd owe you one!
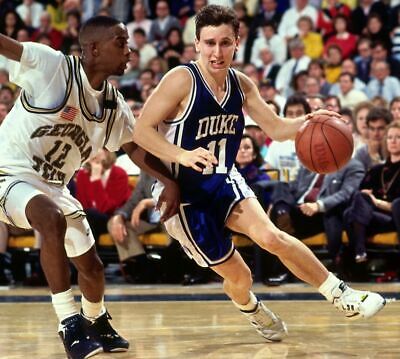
[295,114,354,174]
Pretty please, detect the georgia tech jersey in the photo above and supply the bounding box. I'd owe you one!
[0,42,134,185]
[157,62,245,202]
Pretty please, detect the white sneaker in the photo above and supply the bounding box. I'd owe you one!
[241,301,288,341]
[331,281,386,320]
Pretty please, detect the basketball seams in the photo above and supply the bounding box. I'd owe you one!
[320,122,354,149]
[320,124,339,171]
[308,122,318,172]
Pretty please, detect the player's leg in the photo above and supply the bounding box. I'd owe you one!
[67,216,129,353]
[0,179,103,359]
[226,197,386,320]
[211,250,288,341]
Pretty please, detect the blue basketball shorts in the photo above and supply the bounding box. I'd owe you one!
[159,167,255,267]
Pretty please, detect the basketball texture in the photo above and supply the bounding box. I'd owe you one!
[295,114,354,174]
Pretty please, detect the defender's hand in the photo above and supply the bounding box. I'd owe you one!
[177,148,218,172]
[156,180,180,222]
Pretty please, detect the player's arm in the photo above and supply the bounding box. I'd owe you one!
[238,72,336,141]
[0,34,23,62]
[132,67,217,172]
[122,142,179,221]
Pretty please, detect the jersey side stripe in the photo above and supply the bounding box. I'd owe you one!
[164,66,197,125]
[103,86,118,147]
[0,180,26,227]
[20,55,73,114]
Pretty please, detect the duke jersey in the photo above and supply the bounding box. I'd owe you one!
[0,42,134,186]
[157,62,245,202]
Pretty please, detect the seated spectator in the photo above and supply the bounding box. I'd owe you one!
[76,148,131,242]
[182,0,207,45]
[336,72,368,110]
[344,122,400,263]
[160,27,184,70]
[233,20,253,67]
[329,58,366,96]
[126,2,152,48]
[371,41,400,79]
[133,27,158,71]
[147,56,168,83]
[355,107,392,171]
[354,37,372,84]
[371,95,388,109]
[270,158,364,269]
[307,59,331,96]
[31,11,63,50]
[307,94,325,111]
[236,134,271,209]
[251,0,282,33]
[257,80,286,112]
[60,9,81,54]
[16,0,44,29]
[291,70,309,96]
[265,94,310,181]
[350,0,388,36]
[0,10,27,40]
[297,15,323,59]
[352,101,373,151]
[364,13,392,53]
[180,43,198,65]
[316,0,351,39]
[0,101,9,125]
[107,171,161,283]
[118,49,141,88]
[304,76,322,97]
[324,44,343,84]
[366,61,400,103]
[324,14,357,59]
[390,97,400,122]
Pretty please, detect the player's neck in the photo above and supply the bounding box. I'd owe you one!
[81,61,107,91]
[196,60,228,90]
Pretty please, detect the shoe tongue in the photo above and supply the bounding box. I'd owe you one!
[61,314,79,326]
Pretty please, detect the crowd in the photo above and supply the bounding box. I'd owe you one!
[1,0,400,286]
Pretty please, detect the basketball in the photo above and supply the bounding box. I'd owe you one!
[295,114,354,174]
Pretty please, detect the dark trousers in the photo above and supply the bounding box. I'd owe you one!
[344,192,400,256]
[85,208,110,242]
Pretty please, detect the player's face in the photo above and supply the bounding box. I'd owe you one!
[195,24,238,72]
[386,128,400,157]
[97,24,130,76]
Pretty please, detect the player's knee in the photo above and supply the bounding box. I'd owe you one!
[32,207,67,239]
[257,229,287,255]
[226,265,253,289]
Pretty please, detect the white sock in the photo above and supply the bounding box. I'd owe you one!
[232,291,258,312]
[81,295,105,320]
[51,289,79,323]
[318,272,342,302]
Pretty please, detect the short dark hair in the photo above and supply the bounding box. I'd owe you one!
[133,27,146,37]
[283,94,311,116]
[366,107,393,126]
[79,16,121,44]
[195,5,239,40]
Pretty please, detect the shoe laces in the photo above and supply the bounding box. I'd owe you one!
[332,282,364,314]
[247,302,276,329]
[92,312,120,338]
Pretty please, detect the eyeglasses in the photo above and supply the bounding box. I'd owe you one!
[368,126,386,132]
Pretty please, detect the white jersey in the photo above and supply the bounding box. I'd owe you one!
[0,42,135,186]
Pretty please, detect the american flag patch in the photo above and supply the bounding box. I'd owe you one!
[60,106,78,121]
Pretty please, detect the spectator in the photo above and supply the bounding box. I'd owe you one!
[307,59,331,96]
[0,86,15,108]
[355,107,392,171]
[390,97,400,122]
[371,41,400,79]
[324,14,357,59]
[118,49,141,88]
[364,13,392,52]
[107,172,161,283]
[265,94,310,181]
[251,20,287,66]
[316,0,351,39]
[133,28,158,70]
[257,46,280,87]
[324,94,341,112]
[31,11,63,50]
[126,3,152,49]
[354,37,372,84]
[350,0,388,35]
[16,0,44,29]
[148,56,168,83]
[275,38,311,97]
[366,61,400,103]
[148,0,181,50]
[258,79,286,111]
[329,58,366,95]
[180,43,198,64]
[160,27,185,69]
[344,122,400,263]
[324,44,343,84]
[61,9,81,54]
[297,15,323,59]
[251,0,282,31]
[0,101,9,126]
[291,70,309,95]
[0,10,27,40]
[278,0,318,39]
[233,20,253,67]
[336,72,368,110]
[183,0,207,45]
[307,94,325,111]
[75,149,131,243]
[353,101,374,152]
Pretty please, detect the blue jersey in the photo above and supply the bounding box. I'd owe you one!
[157,62,245,202]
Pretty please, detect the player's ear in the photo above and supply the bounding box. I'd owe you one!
[194,38,200,53]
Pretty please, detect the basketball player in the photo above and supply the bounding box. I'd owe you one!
[0,17,179,359]
[133,5,386,341]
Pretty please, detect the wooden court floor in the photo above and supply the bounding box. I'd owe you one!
[0,283,399,359]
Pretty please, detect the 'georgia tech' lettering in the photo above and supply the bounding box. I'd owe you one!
[30,123,92,162]
[195,114,239,140]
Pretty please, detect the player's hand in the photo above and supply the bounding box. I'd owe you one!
[177,148,218,172]
[299,202,319,216]
[109,215,127,243]
[157,180,180,222]
[131,199,149,229]
[306,109,341,121]
[361,189,379,207]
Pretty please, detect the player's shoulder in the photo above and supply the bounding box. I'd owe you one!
[232,68,256,95]
[156,65,193,96]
